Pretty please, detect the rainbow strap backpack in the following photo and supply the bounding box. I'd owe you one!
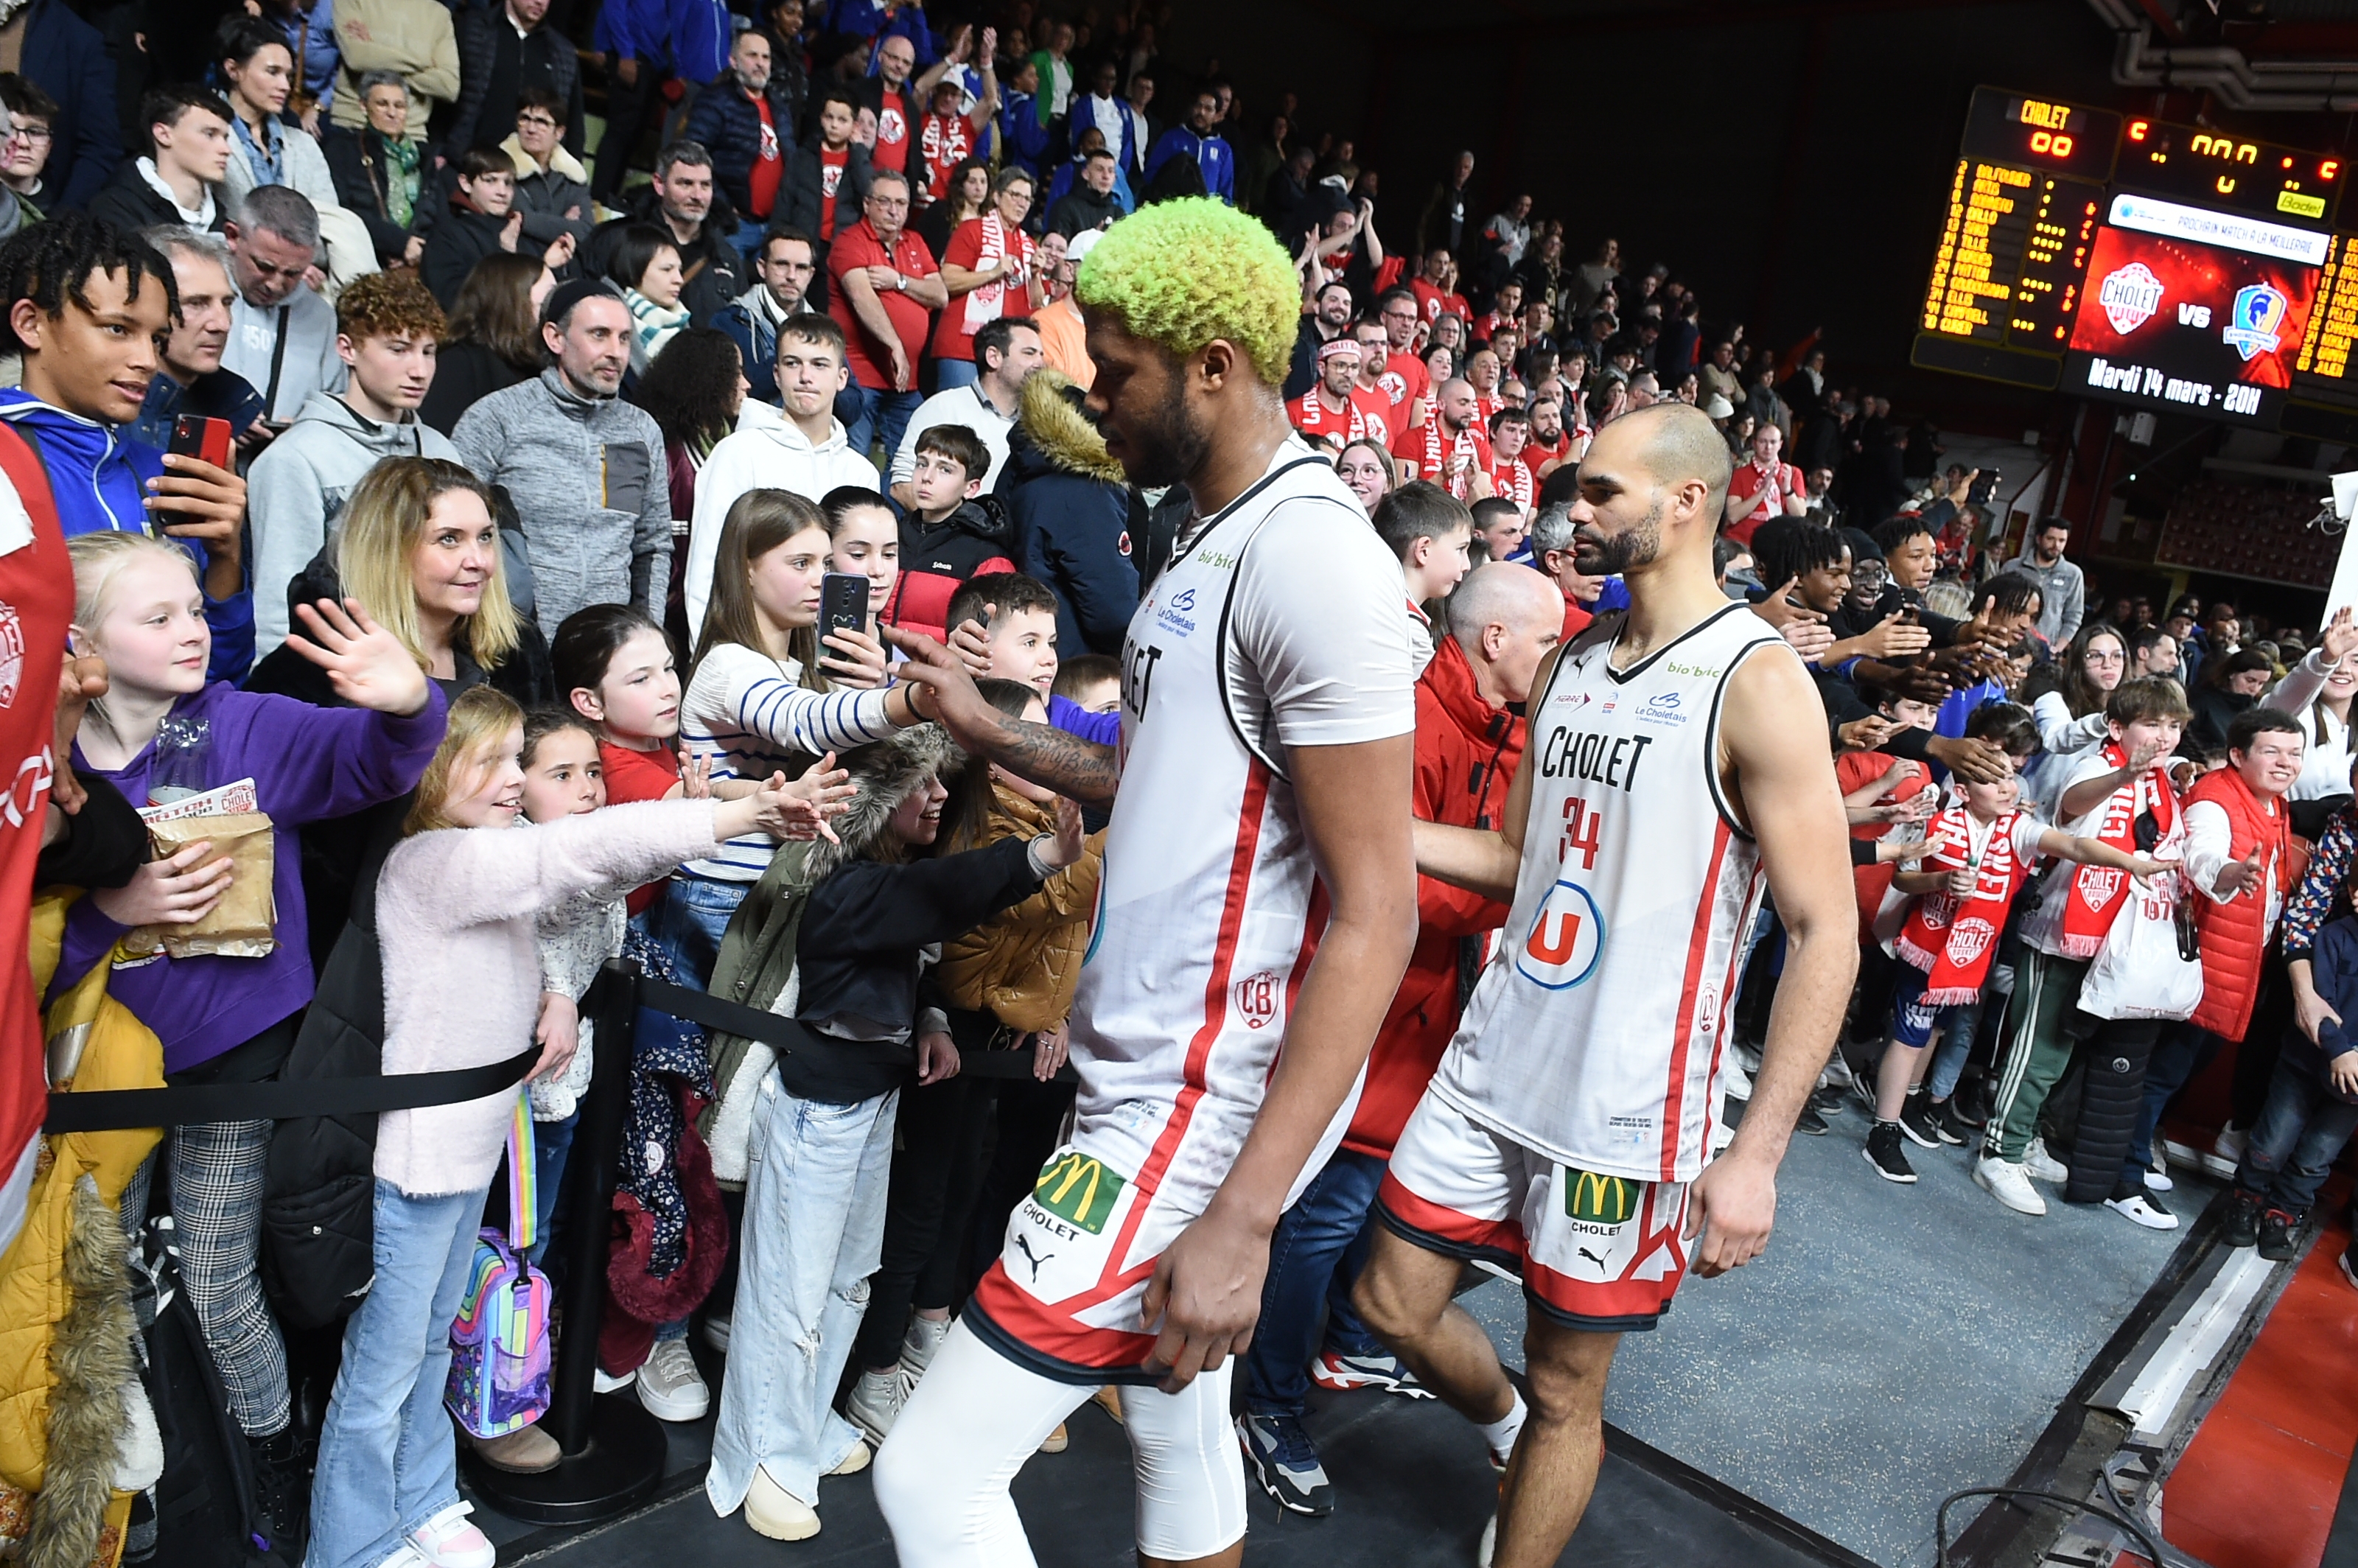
[446,1097,553,1438]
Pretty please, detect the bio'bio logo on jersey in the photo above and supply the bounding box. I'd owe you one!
[1564,1167,1639,1226]
[1516,879,1605,990]
[1034,1152,1125,1235]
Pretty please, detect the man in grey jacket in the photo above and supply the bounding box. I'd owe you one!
[2009,515,2086,652]
[452,279,671,638]
[247,271,461,657]
[223,186,347,423]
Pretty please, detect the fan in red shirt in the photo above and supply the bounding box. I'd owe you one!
[1289,337,1385,450]
[1724,421,1808,547]
[867,32,920,175]
[1466,345,1505,422]
[1486,406,1535,515]
[1392,377,1492,500]
[916,76,993,203]
[929,168,1040,367]
[1472,279,1523,344]
[1376,288,1431,403]
[827,172,944,393]
[1522,388,1573,476]
[1408,248,1470,326]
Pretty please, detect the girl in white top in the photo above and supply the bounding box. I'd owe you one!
[310,685,824,1568]
[2025,621,2125,813]
[2264,606,2358,802]
[670,489,924,978]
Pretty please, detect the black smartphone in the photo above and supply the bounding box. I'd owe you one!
[1967,467,1999,505]
[819,573,870,643]
[169,413,234,470]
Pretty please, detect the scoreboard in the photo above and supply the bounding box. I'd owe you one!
[1914,86,2358,438]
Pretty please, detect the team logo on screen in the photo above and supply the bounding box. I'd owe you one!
[2098,263,2164,335]
[2225,284,2289,361]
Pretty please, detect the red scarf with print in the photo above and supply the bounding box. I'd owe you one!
[1896,805,2033,1005]
[2057,743,2177,959]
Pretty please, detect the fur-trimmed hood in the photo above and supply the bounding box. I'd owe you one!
[1009,368,1125,486]
[801,724,962,882]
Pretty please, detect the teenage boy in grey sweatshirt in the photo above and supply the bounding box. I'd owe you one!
[451,279,671,639]
[247,270,460,657]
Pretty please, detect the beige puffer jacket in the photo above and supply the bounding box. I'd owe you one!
[937,784,1105,1032]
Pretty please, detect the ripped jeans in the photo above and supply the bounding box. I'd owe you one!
[707,1068,898,1516]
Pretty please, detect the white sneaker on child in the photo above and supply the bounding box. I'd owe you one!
[635,1337,710,1422]
[2200,1123,2247,1180]
[1721,1060,1753,1102]
[407,1502,495,1568]
[901,1314,951,1376]
[2023,1138,2068,1183]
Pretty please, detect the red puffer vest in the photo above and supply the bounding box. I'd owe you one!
[2188,767,2295,1041]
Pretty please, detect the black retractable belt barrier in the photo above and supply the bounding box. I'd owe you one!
[43,1046,542,1133]
[639,976,1081,1082]
[465,959,668,1525]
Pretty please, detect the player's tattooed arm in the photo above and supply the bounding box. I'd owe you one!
[984,720,1121,806]
[881,625,1121,805]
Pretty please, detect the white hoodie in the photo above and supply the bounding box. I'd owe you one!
[685,413,881,636]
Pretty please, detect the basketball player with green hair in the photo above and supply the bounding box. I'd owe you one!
[876,199,1421,1565]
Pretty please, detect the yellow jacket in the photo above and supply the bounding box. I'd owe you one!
[937,786,1104,1033]
[0,894,164,1567]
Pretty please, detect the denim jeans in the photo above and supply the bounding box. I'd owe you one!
[836,382,923,463]
[305,1180,488,1568]
[934,357,979,391]
[1242,1149,1388,1418]
[707,1069,898,1515]
[526,1110,578,1269]
[2128,1021,2225,1187]
[2235,1055,2358,1216]
[646,871,751,992]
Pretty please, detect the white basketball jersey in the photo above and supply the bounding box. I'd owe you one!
[1428,601,1790,1184]
[1068,445,1418,1211]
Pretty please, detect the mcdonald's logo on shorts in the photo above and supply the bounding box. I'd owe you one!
[1035,1152,1127,1234]
[1563,1167,1639,1225]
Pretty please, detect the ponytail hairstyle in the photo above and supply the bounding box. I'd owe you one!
[404,685,525,834]
[551,603,671,713]
[693,487,829,689]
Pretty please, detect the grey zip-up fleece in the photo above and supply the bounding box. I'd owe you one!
[248,391,461,658]
[450,367,672,638]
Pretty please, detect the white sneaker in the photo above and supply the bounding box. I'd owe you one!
[1721,1060,1754,1102]
[744,1466,819,1541]
[1973,1156,2048,1216]
[2200,1123,2247,1180]
[592,1367,631,1394]
[1710,1118,1735,1154]
[2107,1192,2180,1231]
[844,1365,914,1445]
[2023,1138,2068,1183]
[1478,1511,1497,1568]
[1735,1041,1764,1075]
[828,1438,872,1477]
[635,1337,710,1422]
[376,1550,430,1568]
[2144,1165,2175,1193]
[408,1502,495,1568]
[702,1313,731,1354]
[901,1314,950,1376]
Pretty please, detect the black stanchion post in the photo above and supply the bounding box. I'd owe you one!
[461,958,669,1525]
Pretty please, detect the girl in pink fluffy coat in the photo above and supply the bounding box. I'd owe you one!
[307,685,833,1568]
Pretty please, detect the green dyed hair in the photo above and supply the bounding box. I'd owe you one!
[1073,197,1298,387]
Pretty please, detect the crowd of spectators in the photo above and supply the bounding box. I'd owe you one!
[0,2,2351,1567]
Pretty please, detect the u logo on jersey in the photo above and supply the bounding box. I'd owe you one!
[1515,880,1605,990]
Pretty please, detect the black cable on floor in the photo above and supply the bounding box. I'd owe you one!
[1934,1485,2172,1568]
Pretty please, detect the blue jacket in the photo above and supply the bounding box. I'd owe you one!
[1043,155,1133,215]
[22,0,120,210]
[592,0,666,61]
[684,77,800,220]
[830,0,934,58]
[996,91,1052,178]
[129,370,267,454]
[1144,126,1235,204]
[671,0,732,87]
[707,286,790,402]
[0,390,253,682]
[996,402,1138,659]
[2294,914,2358,1099]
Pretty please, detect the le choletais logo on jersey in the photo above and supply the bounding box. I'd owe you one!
[1155,587,1199,639]
[1636,689,1689,727]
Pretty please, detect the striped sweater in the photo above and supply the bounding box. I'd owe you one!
[679,641,905,878]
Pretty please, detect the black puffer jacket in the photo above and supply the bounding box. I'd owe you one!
[881,495,1017,643]
[584,186,747,323]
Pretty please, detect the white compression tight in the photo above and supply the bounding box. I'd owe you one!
[873,1320,1247,1566]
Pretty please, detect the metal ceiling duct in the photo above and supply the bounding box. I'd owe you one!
[2087,0,2358,111]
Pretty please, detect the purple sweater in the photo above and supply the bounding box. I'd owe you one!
[57,680,449,1074]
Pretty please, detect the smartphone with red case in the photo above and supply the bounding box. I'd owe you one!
[169,414,233,471]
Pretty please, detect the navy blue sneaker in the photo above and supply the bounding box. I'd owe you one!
[1236,1412,1334,1516]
